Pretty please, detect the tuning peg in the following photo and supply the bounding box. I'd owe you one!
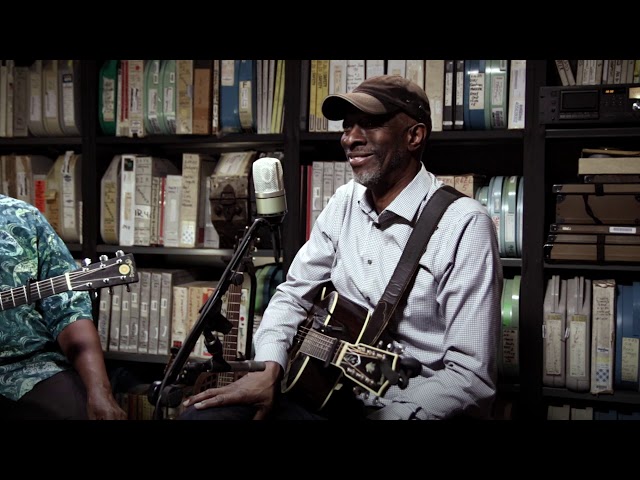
[125,284,131,292]
[108,286,113,295]
[92,290,98,300]
[393,344,405,355]
[82,258,91,267]
[352,386,364,396]
[99,255,108,263]
[115,250,124,257]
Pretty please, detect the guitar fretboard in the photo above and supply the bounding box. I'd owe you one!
[0,275,71,311]
[217,282,243,387]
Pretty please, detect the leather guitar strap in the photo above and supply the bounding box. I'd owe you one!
[360,185,464,347]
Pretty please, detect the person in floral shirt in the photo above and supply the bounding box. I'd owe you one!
[0,194,125,419]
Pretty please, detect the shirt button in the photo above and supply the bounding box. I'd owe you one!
[367,259,372,264]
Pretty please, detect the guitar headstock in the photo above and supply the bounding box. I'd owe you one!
[71,250,139,292]
[336,342,402,398]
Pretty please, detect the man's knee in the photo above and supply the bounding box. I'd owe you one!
[177,404,257,420]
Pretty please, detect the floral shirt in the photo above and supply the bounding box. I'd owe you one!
[0,195,93,401]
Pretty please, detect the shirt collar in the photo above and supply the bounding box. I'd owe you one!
[388,164,434,222]
[356,164,434,224]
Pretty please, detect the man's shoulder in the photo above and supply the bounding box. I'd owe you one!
[437,194,494,237]
[444,192,489,216]
[0,195,39,216]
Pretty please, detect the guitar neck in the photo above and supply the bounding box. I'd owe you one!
[217,282,243,387]
[0,274,71,311]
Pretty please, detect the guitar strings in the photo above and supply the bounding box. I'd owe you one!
[217,285,242,387]
[0,263,129,308]
[292,325,339,351]
[291,325,384,362]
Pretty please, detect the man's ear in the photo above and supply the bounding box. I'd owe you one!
[407,123,427,152]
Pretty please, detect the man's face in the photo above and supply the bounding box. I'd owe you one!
[340,110,414,191]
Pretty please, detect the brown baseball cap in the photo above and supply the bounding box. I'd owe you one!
[322,74,432,133]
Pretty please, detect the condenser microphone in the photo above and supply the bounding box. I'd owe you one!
[252,157,287,224]
[253,157,287,263]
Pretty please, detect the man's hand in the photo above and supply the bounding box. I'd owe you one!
[182,361,282,420]
[87,392,127,420]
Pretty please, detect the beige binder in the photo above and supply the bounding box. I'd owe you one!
[137,270,152,353]
[179,153,216,248]
[100,154,123,245]
[58,60,81,136]
[27,60,47,137]
[543,275,567,387]
[42,60,65,136]
[133,156,178,246]
[176,60,193,135]
[12,65,29,137]
[58,151,82,243]
[162,174,182,248]
[127,60,145,138]
[159,270,197,356]
[590,279,616,394]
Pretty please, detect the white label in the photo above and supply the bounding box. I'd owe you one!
[621,337,640,383]
[569,315,587,377]
[544,314,563,375]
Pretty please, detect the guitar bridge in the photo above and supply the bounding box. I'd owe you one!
[301,327,340,368]
[322,336,340,368]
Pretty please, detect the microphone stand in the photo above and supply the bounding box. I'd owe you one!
[149,216,271,419]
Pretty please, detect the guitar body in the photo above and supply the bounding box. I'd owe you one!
[282,287,373,411]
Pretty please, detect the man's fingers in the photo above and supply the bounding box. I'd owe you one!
[183,387,223,407]
[194,393,228,410]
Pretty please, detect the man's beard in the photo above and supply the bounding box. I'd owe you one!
[353,152,404,189]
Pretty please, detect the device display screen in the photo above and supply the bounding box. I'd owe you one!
[561,90,598,111]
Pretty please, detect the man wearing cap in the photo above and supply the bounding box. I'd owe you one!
[180,75,503,421]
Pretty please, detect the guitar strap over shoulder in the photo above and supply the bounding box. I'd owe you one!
[360,185,464,347]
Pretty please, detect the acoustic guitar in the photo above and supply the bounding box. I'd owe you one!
[282,286,417,412]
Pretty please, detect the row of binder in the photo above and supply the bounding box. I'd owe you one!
[306,59,526,133]
[543,275,640,394]
[98,60,286,138]
[0,152,82,243]
[0,60,81,138]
